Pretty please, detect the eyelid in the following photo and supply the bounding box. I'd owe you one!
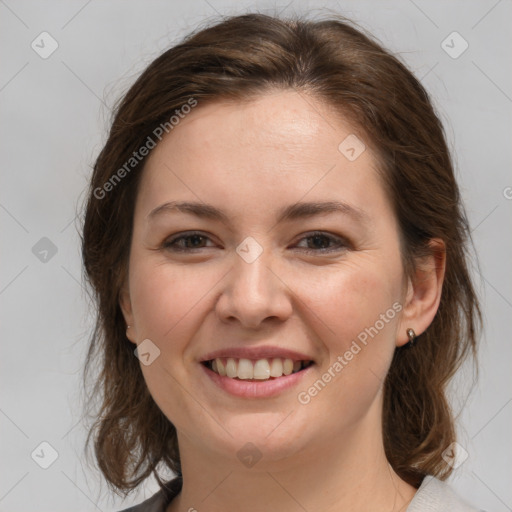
[163,231,217,251]
[162,230,350,254]
[290,231,350,253]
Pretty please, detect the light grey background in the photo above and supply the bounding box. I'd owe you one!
[1,1,511,511]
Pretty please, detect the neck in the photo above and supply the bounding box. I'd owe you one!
[167,402,416,512]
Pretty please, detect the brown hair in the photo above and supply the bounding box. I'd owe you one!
[81,12,481,495]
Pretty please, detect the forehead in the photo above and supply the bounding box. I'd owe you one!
[156,90,357,165]
[136,90,389,223]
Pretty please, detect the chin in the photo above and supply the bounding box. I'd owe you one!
[205,412,313,466]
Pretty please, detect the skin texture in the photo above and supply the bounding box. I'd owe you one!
[120,90,445,512]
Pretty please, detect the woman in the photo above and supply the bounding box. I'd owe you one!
[81,12,482,512]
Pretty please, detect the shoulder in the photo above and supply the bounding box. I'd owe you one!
[117,475,486,512]
[117,477,182,512]
[118,489,167,512]
[407,475,485,512]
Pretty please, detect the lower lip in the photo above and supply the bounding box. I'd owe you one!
[201,363,314,398]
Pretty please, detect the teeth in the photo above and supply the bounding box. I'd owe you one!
[269,358,283,377]
[237,358,253,379]
[217,358,227,376]
[208,357,311,380]
[253,359,270,380]
[226,358,237,378]
[283,359,293,376]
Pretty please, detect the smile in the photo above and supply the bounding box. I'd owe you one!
[202,357,314,380]
[201,356,315,399]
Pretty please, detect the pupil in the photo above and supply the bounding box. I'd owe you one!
[310,235,328,249]
[188,235,204,247]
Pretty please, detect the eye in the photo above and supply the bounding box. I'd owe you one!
[293,231,349,253]
[162,231,349,254]
[163,231,216,252]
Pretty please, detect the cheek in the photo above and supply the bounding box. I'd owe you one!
[296,261,402,394]
[130,259,219,346]
[292,264,401,427]
[296,259,402,348]
[129,261,217,427]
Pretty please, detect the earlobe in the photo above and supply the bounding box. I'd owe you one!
[119,286,137,344]
[397,238,446,347]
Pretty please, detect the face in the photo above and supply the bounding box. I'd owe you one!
[121,90,413,468]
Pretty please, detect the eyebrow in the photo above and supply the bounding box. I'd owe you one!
[147,200,369,225]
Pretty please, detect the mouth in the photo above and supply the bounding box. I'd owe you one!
[201,357,315,381]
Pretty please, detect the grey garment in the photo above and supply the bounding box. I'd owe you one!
[118,478,181,512]
[407,476,484,512]
[119,475,483,512]
[118,490,168,512]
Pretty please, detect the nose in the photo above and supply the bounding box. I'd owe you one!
[215,246,293,329]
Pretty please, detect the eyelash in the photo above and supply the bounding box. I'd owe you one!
[162,231,349,254]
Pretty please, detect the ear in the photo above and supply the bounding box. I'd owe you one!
[119,282,137,345]
[397,238,446,347]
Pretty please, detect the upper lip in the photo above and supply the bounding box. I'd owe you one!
[200,346,315,362]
